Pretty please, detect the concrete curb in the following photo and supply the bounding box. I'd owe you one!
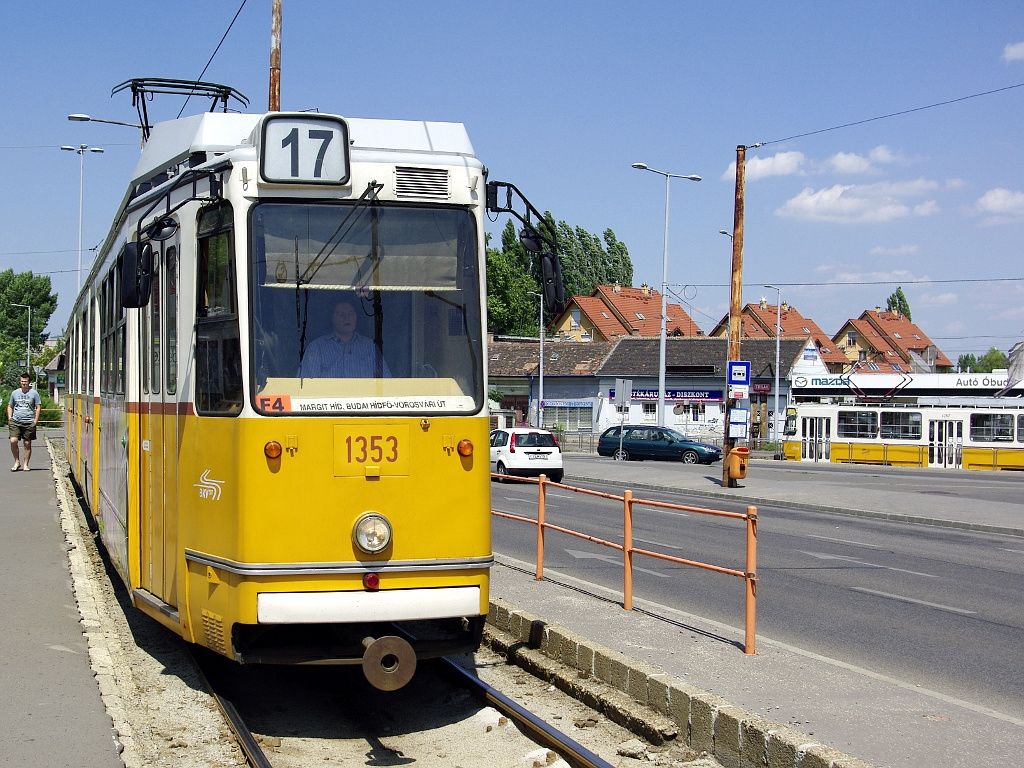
[562,471,1024,539]
[485,597,878,768]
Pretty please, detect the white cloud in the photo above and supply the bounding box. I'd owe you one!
[775,179,940,223]
[824,145,903,175]
[828,152,875,174]
[916,292,958,307]
[1003,42,1024,62]
[868,146,899,164]
[831,268,918,284]
[974,187,1024,224]
[869,245,920,256]
[721,151,805,182]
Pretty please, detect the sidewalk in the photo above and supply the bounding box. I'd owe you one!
[0,440,121,766]
[487,455,1024,768]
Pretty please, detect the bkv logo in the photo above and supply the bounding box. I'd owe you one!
[194,470,225,500]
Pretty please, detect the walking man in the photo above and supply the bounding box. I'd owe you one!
[8,373,41,472]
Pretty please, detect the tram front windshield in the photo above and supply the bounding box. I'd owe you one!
[250,202,483,416]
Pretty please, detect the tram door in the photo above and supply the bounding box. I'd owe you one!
[928,419,962,468]
[801,416,831,461]
[140,242,180,606]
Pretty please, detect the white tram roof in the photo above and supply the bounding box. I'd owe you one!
[132,112,477,188]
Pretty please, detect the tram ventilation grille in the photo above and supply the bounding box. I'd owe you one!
[394,166,450,200]
[202,609,228,656]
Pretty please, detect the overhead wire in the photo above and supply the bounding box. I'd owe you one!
[177,0,250,118]
[760,82,1024,146]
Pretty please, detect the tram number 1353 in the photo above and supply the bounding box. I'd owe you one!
[334,426,410,476]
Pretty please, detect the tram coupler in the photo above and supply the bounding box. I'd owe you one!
[361,635,417,691]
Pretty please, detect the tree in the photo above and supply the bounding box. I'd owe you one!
[885,286,911,320]
[957,353,978,372]
[977,347,1008,372]
[486,238,538,336]
[957,348,1008,373]
[486,217,634,336]
[0,269,58,387]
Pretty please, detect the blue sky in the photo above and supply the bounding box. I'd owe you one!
[2,1,1022,362]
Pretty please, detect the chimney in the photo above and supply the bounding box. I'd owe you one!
[759,298,767,310]
[612,281,622,294]
[640,283,650,297]
[875,306,882,313]
[781,301,790,313]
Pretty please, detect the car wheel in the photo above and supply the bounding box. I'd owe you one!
[613,448,629,461]
[496,462,508,482]
[549,471,564,483]
[681,450,699,464]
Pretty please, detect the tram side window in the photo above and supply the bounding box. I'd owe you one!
[970,413,1014,442]
[836,410,878,439]
[196,203,242,415]
[166,246,177,395]
[880,411,922,440]
[1019,414,1024,443]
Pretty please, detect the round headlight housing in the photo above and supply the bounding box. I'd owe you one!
[353,513,392,554]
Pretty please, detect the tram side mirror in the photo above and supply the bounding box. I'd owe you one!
[539,250,566,315]
[144,216,179,242]
[121,241,153,308]
[519,229,544,253]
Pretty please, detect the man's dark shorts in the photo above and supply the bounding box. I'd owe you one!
[9,423,36,441]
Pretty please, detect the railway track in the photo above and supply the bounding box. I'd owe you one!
[193,647,619,768]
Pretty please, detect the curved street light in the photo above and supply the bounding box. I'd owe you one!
[631,163,701,427]
[60,144,105,293]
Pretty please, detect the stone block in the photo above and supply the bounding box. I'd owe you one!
[714,705,748,768]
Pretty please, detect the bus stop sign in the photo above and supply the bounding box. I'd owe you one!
[728,361,751,386]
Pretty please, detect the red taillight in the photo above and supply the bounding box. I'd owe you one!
[363,572,380,590]
[509,432,516,452]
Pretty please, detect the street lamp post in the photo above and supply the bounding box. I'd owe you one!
[764,284,782,457]
[632,163,701,427]
[10,303,31,377]
[60,144,105,293]
[528,291,545,427]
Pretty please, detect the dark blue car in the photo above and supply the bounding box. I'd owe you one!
[597,425,723,464]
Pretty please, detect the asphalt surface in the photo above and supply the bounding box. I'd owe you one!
[0,440,121,767]
[489,454,1024,768]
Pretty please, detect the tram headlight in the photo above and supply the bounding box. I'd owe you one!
[353,513,392,554]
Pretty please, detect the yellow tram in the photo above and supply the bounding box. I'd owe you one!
[63,80,560,689]
[782,400,1024,470]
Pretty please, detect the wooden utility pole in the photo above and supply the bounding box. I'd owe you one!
[269,0,282,111]
[722,145,746,488]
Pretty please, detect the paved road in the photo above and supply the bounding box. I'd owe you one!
[493,479,1024,718]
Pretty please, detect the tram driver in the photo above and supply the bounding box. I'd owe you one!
[297,296,391,378]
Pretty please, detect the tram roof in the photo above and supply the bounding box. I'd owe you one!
[131,112,476,191]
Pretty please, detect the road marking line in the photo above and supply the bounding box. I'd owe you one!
[804,534,881,548]
[633,536,687,551]
[799,551,938,578]
[850,587,976,615]
[565,548,669,578]
[999,548,1024,554]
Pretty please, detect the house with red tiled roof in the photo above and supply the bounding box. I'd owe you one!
[708,301,848,373]
[833,309,953,373]
[548,283,702,341]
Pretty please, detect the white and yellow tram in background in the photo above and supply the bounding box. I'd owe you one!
[63,83,559,689]
[783,399,1024,470]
